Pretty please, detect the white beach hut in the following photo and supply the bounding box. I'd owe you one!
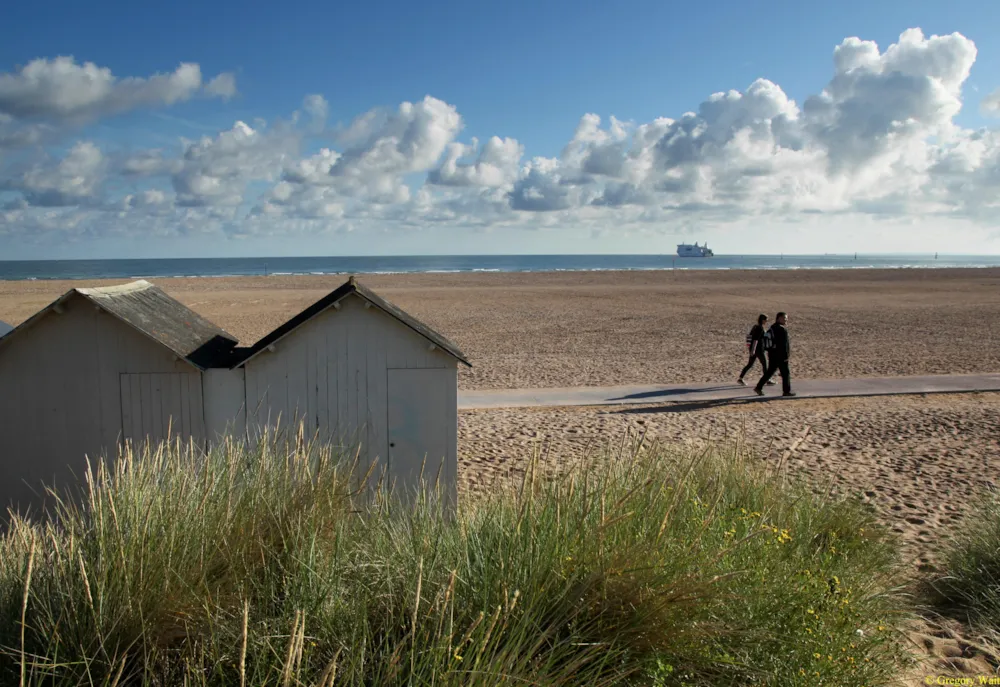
[0,280,238,516]
[232,276,471,507]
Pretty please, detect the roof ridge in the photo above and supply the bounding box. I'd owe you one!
[76,279,154,297]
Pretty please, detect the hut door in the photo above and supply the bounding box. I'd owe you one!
[120,373,206,449]
[386,368,448,500]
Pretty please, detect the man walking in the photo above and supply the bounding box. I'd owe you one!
[737,314,772,386]
[755,312,795,397]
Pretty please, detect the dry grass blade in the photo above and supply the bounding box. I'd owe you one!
[108,655,127,687]
[240,599,249,687]
[281,611,302,687]
[314,647,342,687]
[19,534,36,687]
[411,557,423,677]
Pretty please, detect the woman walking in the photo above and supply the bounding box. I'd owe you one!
[738,314,773,386]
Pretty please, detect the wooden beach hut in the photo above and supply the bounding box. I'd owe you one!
[233,276,471,507]
[0,280,238,515]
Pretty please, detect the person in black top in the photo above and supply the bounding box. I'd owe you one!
[737,314,772,386]
[755,311,796,397]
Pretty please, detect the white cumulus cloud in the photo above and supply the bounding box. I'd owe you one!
[4,140,106,207]
[172,120,298,208]
[205,72,238,100]
[427,136,523,188]
[0,57,235,123]
[253,95,465,219]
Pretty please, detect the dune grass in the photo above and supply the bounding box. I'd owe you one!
[925,491,1000,633]
[0,428,909,686]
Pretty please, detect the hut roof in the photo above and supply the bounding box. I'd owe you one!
[0,280,237,369]
[235,276,471,368]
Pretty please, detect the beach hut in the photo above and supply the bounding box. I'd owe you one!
[0,321,12,337]
[0,280,238,515]
[234,277,471,507]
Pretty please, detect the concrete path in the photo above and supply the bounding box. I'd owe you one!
[458,373,1000,410]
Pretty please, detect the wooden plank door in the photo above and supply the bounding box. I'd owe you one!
[120,373,205,449]
[386,368,449,503]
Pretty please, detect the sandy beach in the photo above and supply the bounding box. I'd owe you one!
[3,267,999,679]
[2,267,999,390]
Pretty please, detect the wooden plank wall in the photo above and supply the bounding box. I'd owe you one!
[244,294,456,487]
[203,368,247,444]
[120,372,206,446]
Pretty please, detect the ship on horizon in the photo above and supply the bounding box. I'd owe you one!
[677,242,714,257]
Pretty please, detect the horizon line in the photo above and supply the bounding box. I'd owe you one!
[3,252,999,263]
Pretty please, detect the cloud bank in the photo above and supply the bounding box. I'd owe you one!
[1,28,999,245]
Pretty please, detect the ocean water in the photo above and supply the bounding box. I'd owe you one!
[0,254,998,281]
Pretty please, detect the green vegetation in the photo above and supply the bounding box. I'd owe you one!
[0,430,908,686]
[926,491,1000,633]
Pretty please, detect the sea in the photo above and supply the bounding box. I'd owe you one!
[0,254,998,281]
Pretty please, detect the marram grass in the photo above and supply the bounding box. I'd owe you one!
[0,429,910,686]
[925,489,1000,633]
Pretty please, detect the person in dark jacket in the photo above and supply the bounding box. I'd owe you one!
[755,311,795,397]
[738,314,772,386]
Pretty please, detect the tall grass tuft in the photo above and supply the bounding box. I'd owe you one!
[0,428,908,685]
[925,491,1000,632]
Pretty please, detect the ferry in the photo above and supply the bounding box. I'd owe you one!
[676,242,714,258]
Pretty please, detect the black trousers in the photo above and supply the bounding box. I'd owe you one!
[756,358,791,394]
[739,350,767,379]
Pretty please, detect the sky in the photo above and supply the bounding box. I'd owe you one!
[2,0,1000,259]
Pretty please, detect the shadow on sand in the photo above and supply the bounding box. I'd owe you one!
[606,385,741,402]
[610,395,784,414]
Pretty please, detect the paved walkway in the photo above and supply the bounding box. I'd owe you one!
[458,373,1000,410]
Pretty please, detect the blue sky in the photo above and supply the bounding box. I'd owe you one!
[2,0,1000,258]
